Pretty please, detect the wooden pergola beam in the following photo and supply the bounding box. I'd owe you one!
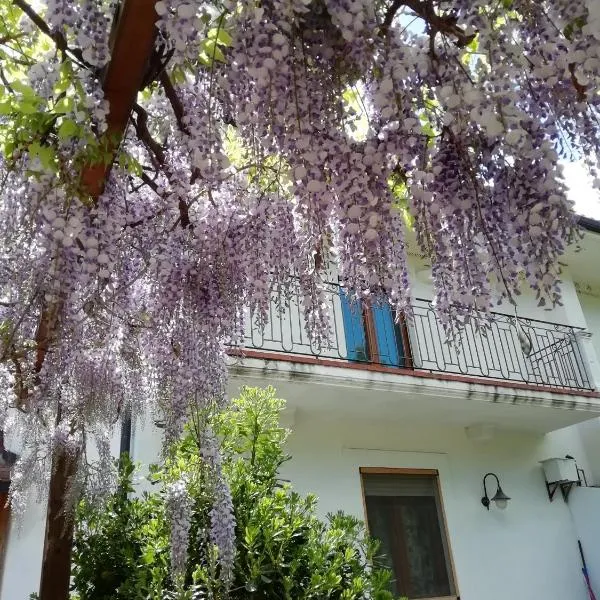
[80,0,159,199]
[38,2,158,598]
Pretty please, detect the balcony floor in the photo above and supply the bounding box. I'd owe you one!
[227,352,600,434]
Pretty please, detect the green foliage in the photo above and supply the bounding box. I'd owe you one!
[388,171,413,230]
[71,387,401,600]
[198,13,231,66]
[71,457,171,600]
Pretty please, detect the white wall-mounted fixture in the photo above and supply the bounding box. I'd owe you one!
[540,457,580,502]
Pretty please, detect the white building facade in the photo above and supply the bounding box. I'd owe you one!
[3,220,600,600]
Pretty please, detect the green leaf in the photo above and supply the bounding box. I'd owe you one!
[58,119,79,139]
[201,38,226,63]
[466,34,479,53]
[28,142,57,171]
[0,101,13,115]
[19,100,42,114]
[53,96,74,114]
[54,77,71,95]
[118,151,143,176]
[142,548,155,564]
[209,27,232,46]
[11,80,37,98]
[39,147,57,170]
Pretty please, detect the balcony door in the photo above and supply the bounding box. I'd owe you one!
[339,291,410,367]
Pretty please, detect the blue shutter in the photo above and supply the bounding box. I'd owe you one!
[339,290,368,362]
[372,301,404,367]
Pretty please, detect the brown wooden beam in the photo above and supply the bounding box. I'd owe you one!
[80,0,159,199]
[39,2,159,599]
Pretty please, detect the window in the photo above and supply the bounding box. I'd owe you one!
[361,468,456,600]
[339,292,411,367]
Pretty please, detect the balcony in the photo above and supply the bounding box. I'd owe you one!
[237,279,594,394]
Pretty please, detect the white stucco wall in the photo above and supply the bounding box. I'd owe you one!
[280,414,595,600]
[570,486,600,597]
[3,400,600,600]
[0,426,123,600]
[579,293,600,358]
[1,501,46,600]
[573,292,600,485]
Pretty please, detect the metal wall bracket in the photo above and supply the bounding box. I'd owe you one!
[546,480,577,503]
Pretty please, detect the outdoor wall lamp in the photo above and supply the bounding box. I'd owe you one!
[481,472,511,510]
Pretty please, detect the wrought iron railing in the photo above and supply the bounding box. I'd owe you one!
[239,279,593,392]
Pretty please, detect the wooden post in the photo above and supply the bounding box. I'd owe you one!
[36,1,159,598]
[38,443,80,600]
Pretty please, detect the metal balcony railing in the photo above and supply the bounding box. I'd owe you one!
[240,279,593,392]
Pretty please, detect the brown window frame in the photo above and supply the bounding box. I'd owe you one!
[359,467,459,600]
[361,305,414,368]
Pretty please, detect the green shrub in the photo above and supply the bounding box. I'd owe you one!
[71,386,401,600]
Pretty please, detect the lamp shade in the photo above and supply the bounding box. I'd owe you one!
[492,485,510,510]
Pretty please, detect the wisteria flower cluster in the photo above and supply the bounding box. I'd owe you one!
[0,0,599,586]
[165,478,193,576]
[200,427,236,584]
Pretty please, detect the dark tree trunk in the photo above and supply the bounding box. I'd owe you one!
[38,444,79,600]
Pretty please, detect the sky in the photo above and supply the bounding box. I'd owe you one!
[563,162,600,219]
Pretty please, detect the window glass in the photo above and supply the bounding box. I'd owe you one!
[362,472,455,599]
[340,292,408,366]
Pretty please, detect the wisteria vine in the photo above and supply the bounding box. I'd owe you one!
[0,0,598,588]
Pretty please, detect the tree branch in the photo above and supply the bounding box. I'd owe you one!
[141,45,174,89]
[569,63,587,102]
[159,71,189,134]
[158,71,189,135]
[131,104,192,229]
[157,72,212,191]
[0,67,13,93]
[177,198,191,229]
[11,0,59,44]
[381,0,476,47]
[381,0,403,35]
[139,170,160,193]
[132,104,166,166]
